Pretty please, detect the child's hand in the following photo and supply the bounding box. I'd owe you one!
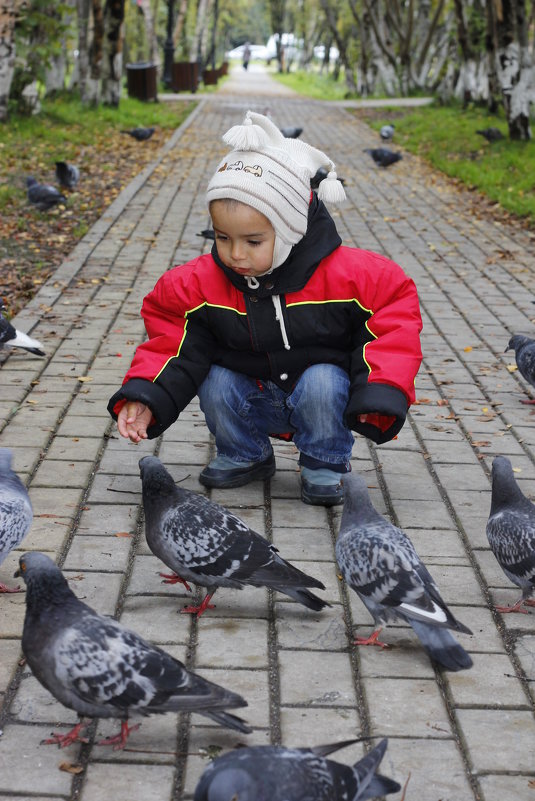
[358,412,396,432]
[117,401,153,442]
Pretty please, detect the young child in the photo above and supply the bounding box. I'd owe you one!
[108,111,423,506]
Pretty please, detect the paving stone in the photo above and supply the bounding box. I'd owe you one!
[79,762,175,801]
[456,708,535,773]
[279,650,356,706]
[367,677,453,738]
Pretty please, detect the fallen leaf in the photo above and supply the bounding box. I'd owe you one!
[77,376,93,382]
[437,399,449,406]
[115,531,132,538]
[507,364,518,372]
[464,346,473,352]
[59,762,84,775]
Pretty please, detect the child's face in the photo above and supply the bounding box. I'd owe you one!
[211,201,276,278]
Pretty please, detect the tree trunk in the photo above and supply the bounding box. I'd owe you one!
[101,0,125,106]
[85,0,104,104]
[0,0,18,121]
[495,0,534,139]
[189,0,210,63]
[173,0,189,49]
[485,0,501,112]
[318,0,357,92]
[72,0,91,95]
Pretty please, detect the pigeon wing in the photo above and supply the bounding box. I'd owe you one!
[487,510,535,589]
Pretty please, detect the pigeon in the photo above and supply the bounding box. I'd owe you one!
[310,166,346,191]
[363,148,403,168]
[196,228,215,240]
[0,301,45,357]
[476,127,504,142]
[121,127,156,141]
[55,161,80,189]
[486,455,535,614]
[380,124,395,141]
[194,737,401,801]
[335,472,473,671]
[15,551,251,749]
[505,334,535,403]
[26,177,66,210]
[139,455,329,617]
[280,126,303,139]
[0,450,32,592]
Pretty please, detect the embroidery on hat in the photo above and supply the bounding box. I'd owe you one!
[227,160,244,170]
[243,165,263,177]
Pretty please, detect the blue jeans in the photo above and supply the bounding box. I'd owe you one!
[197,364,354,469]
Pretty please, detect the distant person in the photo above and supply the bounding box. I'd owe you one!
[242,42,251,71]
[108,111,423,506]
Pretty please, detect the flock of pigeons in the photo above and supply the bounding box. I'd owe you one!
[25,127,156,211]
[2,327,535,793]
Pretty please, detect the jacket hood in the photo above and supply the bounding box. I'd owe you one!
[210,195,342,298]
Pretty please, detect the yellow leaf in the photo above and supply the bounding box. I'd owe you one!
[507,364,518,372]
[513,467,522,473]
[77,376,93,382]
[464,346,473,352]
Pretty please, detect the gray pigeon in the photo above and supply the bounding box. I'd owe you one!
[26,177,66,210]
[194,737,400,801]
[280,126,303,139]
[486,455,535,614]
[15,551,251,749]
[506,334,535,403]
[55,161,80,189]
[139,456,328,617]
[335,472,473,671]
[363,148,402,168]
[0,300,45,357]
[380,124,395,141]
[0,449,32,592]
[476,127,504,142]
[121,126,155,141]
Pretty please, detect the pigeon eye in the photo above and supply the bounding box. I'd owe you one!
[20,562,26,572]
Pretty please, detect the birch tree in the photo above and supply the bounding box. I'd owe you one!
[101,0,125,105]
[493,0,534,139]
[0,0,20,120]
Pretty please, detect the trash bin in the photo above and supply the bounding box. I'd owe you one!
[171,61,199,93]
[126,62,158,101]
[202,68,219,86]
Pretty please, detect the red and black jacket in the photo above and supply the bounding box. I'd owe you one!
[108,197,423,444]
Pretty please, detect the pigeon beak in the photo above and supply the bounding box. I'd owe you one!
[14,568,21,578]
[504,345,510,353]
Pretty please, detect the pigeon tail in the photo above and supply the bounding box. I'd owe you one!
[275,586,330,611]
[201,710,253,733]
[409,620,472,671]
[351,738,401,800]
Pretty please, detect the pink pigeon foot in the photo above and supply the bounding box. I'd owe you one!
[0,582,22,593]
[181,593,216,618]
[97,721,141,750]
[42,721,89,747]
[353,628,389,648]
[159,572,191,591]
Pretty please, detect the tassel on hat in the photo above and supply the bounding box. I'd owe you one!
[223,112,271,151]
[317,170,346,204]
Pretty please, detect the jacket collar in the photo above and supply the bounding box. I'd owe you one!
[211,195,342,297]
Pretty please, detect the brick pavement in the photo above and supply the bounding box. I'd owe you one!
[1,64,535,801]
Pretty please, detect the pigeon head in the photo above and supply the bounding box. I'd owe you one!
[26,177,38,188]
[0,447,12,472]
[506,334,530,354]
[199,766,258,801]
[340,472,380,527]
[15,552,72,605]
[490,456,527,513]
[139,456,178,497]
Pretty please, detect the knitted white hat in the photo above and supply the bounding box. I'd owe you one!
[206,110,346,268]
